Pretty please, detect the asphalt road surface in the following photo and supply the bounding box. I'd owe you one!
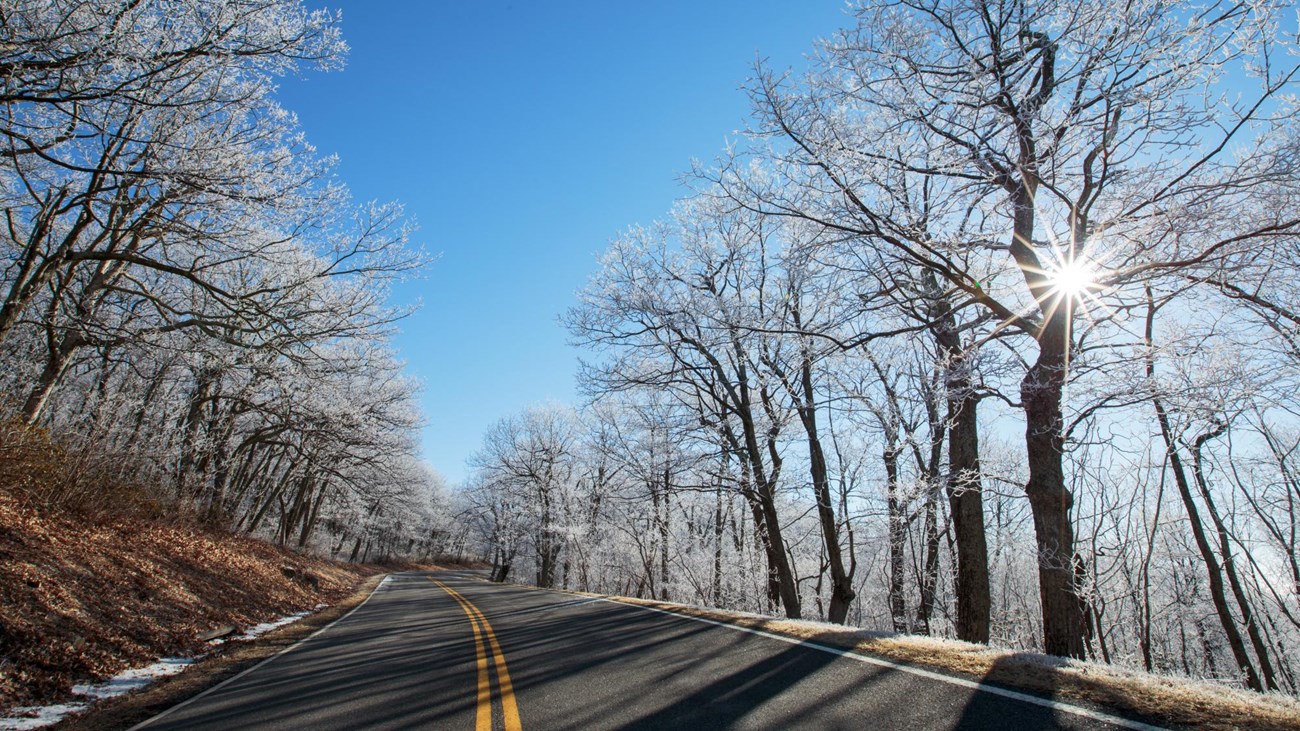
[133,571,1163,730]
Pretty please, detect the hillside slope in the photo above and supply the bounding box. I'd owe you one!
[0,492,375,714]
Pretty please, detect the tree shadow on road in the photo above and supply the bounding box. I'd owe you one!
[610,640,841,730]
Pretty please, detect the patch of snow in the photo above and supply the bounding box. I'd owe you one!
[72,657,195,699]
[231,609,313,641]
[0,608,320,730]
[0,703,88,730]
[207,606,321,646]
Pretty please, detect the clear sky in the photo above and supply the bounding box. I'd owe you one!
[275,1,853,483]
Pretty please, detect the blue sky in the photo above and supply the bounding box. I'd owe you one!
[276,2,853,483]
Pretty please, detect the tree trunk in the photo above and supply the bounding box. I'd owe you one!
[1146,296,1262,689]
[915,490,941,635]
[174,368,215,501]
[537,481,558,588]
[947,391,992,643]
[729,342,800,618]
[713,481,724,605]
[1021,346,1087,658]
[1190,425,1278,690]
[885,443,908,633]
[926,273,992,643]
[756,481,800,618]
[21,331,81,424]
[659,469,671,601]
[798,356,854,624]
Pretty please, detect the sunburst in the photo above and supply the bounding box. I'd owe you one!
[1046,257,1099,300]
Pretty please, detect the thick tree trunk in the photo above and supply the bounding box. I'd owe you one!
[947,391,991,643]
[1021,348,1087,658]
[746,494,781,611]
[757,481,801,618]
[21,333,78,424]
[797,358,854,624]
[22,245,133,424]
[730,413,799,617]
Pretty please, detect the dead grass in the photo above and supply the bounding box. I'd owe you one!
[0,419,161,519]
[602,595,1300,731]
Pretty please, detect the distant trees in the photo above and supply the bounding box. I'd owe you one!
[0,0,441,561]
[469,406,578,588]
[459,0,1300,695]
[568,206,810,618]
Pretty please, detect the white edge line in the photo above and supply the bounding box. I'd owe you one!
[128,574,393,730]
[599,599,1166,731]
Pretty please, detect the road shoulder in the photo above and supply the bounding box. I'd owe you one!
[499,579,1300,731]
[49,574,388,731]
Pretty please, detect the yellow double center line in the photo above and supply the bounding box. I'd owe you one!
[432,579,522,731]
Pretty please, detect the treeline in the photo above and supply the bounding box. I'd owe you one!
[460,0,1300,695]
[0,1,447,562]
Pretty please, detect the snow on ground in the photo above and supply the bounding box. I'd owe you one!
[206,604,325,646]
[0,606,323,730]
[0,703,90,731]
[0,656,194,731]
[71,657,196,700]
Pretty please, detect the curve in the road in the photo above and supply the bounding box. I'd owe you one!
[128,572,1169,730]
[433,578,521,731]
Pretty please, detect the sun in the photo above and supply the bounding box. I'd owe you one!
[1046,257,1098,299]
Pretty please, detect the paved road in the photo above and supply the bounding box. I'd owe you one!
[134,572,1162,730]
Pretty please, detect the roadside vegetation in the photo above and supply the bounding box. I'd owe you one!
[600,594,1300,731]
[0,487,374,714]
[0,0,459,718]
[458,0,1300,706]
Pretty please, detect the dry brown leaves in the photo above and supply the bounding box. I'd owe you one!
[0,491,374,714]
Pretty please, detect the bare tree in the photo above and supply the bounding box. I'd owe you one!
[720,0,1300,658]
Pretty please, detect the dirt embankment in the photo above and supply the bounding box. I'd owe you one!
[0,491,380,715]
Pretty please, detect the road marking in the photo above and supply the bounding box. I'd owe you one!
[436,580,491,731]
[129,574,392,730]
[433,579,523,731]
[468,613,491,731]
[599,599,1167,731]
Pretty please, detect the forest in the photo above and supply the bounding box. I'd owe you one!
[0,1,448,570]
[457,0,1300,697]
[5,0,1300,705]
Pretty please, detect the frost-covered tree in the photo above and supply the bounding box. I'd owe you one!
[0,0,437,564]
[720,0,1300,659]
